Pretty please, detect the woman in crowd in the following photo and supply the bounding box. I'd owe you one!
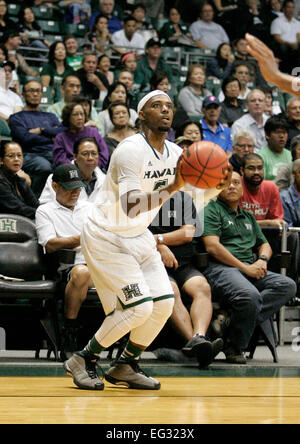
[206,42,235,80]
[41,41,75,89]
[0,141,38,219]
[104,101,136,159]
[17,6,50,52]
[175,119,203,143]
[97,54,114,86]
[73,95,102,132]
[177,64,212,117]
[158,7,191,46]
[219,76,246,127]
[0,1,18,37]
[53,101,109,171]
[114,52,138,84]
[98,81,138,136]
[86,13,111,55]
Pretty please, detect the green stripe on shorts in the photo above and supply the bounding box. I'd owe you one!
[153,294,175,302]
[118,296,153,310]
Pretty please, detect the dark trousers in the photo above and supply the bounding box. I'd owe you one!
[203,263,296,351]
[23,151,54,198]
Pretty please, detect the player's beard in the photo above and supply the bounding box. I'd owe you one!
[157,125,170,132]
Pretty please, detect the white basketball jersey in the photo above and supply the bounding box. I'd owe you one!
[86,133,183,237]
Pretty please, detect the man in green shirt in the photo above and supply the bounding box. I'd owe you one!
[258,115,292,181]
[201,171,295,363]
[135,38,174,92]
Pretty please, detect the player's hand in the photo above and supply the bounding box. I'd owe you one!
[216,164,233,190]
[157,244,178,270]
[173,154,187,190]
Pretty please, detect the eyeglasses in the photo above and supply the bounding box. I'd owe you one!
[79,151,98,158]
[5,153,23,159]
[24,88,42,94]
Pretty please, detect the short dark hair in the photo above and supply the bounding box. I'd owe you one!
[221,75,241,95]
[264,115,289,136]
[73,137,99,155]
[123,15,137,24]
[175,119,203,140]
[61,73,80,86]
[242,153,264,168]
[150,71,169,90]
[108,100,130,123]
[62,102,86,127]
[0,140,22,159]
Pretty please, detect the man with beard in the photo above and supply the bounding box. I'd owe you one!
[240,152,299,287]
[258,115,292,181]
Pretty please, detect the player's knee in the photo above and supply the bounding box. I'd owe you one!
[153,297,174,321]
[132,300,154,325]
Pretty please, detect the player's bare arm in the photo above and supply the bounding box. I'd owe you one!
[245,33,300,97]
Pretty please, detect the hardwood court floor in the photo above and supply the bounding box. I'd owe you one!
[0,376,300,424]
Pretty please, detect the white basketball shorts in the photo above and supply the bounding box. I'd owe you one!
[81,223,174,316]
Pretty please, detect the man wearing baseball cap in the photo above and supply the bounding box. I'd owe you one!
[135,37,174,92]
[201,95,233,156]
[36,163,94,361]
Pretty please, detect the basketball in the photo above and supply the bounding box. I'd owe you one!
[180,141,229,189]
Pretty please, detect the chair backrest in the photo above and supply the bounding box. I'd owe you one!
[0,214,46,280]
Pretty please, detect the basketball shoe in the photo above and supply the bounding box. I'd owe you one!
[63,352,104,390]
[105,358,161,390]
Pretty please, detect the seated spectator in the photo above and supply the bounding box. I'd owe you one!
[8,80,64,197]
[202,171,295,363]
[73,95,103,132]
[231,62,252,101]
[158,7,192,46]
[0,141,38,219]
[3,30,40,80]
[219,76,247,127]
[175,120,202,144]
[39,137,106,204]
[177,64,212,118]
[232,37,268,87]
[201,95,232,157]
[281,158,300,226]
[59,0,91,24]
[17,6,50,52]
[206,42,235,80]
[111,15,146,56]
[53,101,109,170]
[240,152,300,285]
[76,51,109,100]
[97,81,138,136]
[36,163,94,361]
[115,52,138,84]
[276,134,300,190]
[104,101,136,159]
[230,129,255,173]
[86,13,112,55]
[40,41,75,90]
[271,0,300,73]
[47,74,81,121]
[258,115,292,181]
[64,34,83,71]
[189,2,229,50]
[149,190,223,367]
[284,97,300,148]
[97,54,114,85]
[0,1,18,39]
[135,38,174,93]
[0,43,19,94]
[132,3,157,44]
[0,61,23,122]
[231,89,269,153]
[117,68,139,110]
[260,84,283,116]
[89,0,122,34]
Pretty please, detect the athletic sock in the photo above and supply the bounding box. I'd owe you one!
[120,340,144,361]
[80,335,106,359]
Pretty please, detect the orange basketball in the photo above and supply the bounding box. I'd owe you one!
[180,141,229,189]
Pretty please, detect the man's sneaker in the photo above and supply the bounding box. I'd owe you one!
[105,359,161,390]
[63,352,104,390]
[182,334,213,364]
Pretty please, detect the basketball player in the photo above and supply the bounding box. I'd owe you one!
[245,33,300,98]
[64,90,231,391]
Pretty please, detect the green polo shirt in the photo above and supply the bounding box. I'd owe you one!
[135,55,174,92]
[203,198,267,264]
